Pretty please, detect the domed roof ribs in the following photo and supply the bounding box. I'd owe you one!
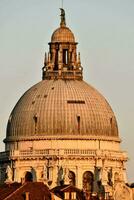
[60,8,66,27]
[42,9,83,81]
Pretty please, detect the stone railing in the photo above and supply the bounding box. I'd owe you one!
[64,149,96,156]
[0,149,127,161]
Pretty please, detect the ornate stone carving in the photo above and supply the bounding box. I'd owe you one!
[63,168,70,184]
[5,165,13,182]
[57,166,64,185]
[107,168,113,186]
[60,8,66,27]
[68,171,76,186]
[114,182,132,200]
[43,164,48,180]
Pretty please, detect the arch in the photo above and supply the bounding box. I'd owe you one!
[83,171,94,192]
[23,168,37,182]
[68,171,76,186]
[25,171,33,182]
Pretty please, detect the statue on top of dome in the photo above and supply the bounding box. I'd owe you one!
[60,8,66,27]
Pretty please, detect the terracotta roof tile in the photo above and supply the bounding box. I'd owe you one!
[3,182,51,200]
[0,183,21,200]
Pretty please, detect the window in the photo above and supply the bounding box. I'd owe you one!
[64,192,70,200]
[67,100,85,104]
[63,49,68,65]
[71,192,76,199]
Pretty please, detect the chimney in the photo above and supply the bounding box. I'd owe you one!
[26,192,30,200]
[23,192,30,200]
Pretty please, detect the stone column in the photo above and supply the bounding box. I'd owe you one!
[101,167,108,186]
[123,168,127,183]
[36,167,42,181]
[51,48,56,69]
[77,166,83,189]
[71,49,75,67]
[69,44,72,65]
[58,45,63,71]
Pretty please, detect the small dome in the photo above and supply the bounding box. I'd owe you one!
[51,26,75,43]
[6,80,119,142]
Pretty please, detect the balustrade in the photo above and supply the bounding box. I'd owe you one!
[0,149,126,161]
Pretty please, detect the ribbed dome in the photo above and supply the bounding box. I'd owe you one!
[51,26,75,43]
[6,80,119,142]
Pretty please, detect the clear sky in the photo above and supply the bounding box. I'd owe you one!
[0,0,134,182]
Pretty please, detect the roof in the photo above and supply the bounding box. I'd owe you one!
[2,182,51,200]
[51,185,85,200]
[51,185,68,199]
[0,182,21,200]
[6,80,118,140]
[51,26,75,43]
[6,79,119,142]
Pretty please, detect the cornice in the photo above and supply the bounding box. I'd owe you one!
[4,135,121,143]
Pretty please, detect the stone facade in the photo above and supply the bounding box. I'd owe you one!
[0,138,127,191]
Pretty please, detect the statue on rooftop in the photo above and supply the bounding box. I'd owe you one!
[60,8,66,27]
[5,165,13,182]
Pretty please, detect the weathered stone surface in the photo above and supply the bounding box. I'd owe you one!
[114,182,133,200]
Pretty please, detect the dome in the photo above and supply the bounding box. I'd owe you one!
[51,26,75,43]
[6,80,119,142]
[0,9,127,190]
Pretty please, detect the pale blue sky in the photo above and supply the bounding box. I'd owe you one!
[0,0,134,182]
